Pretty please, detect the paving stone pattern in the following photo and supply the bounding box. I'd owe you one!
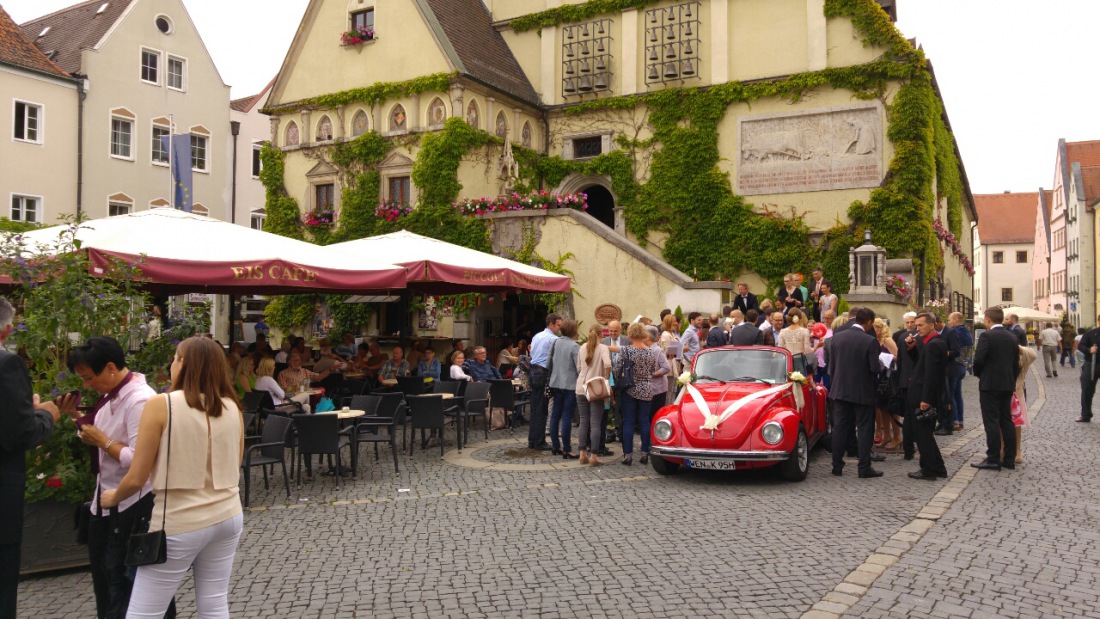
[17,370,1098,617]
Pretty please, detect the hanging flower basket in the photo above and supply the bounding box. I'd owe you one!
[933,218,975,276]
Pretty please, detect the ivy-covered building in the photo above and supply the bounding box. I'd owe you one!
[262,0,976,330]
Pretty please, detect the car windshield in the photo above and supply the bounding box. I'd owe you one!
[692,349,789,384]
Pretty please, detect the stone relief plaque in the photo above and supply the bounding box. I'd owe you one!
[737,104,883,195]
[594,303,622,325]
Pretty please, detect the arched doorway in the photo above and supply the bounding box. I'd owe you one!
[582,185,615,229]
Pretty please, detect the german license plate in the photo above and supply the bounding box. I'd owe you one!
[685,459,736,471]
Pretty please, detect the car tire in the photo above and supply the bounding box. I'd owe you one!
[650,455,679,476]
[780,427,809,481]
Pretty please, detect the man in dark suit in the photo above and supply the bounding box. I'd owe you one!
[1077,316,1100,422]
[729,309,765,346]
[934,314,962,436]
[1004,313,1028,347]
[760,311,784,347]
[732,283,758,315]
[827,308,885,478]
[0,297,61,618]
[891,312,919,459]
[705,312,728,348]
[972,307,1022,470]
[904,312,949,480]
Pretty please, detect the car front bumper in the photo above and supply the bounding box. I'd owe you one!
[649,446,789,461]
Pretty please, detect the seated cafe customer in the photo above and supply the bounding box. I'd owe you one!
[463,346,502,382]
[379,346,410,381]
[257,357,311,412]
[450,351,473,381]
[278,352,328,392]
[416,348,441,380]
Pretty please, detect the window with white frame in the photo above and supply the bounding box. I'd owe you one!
[250,210,266,230]
[141,48,160,84]
[252,145,263,178]
[108,201,131,216]
[110,114,134,159]
[167,56,185,90]
[13,101,42,143]
[11,194,40,223]
[191,133,208,171]
[152,124,170,164]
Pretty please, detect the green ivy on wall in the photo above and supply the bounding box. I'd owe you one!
[933,109,965,237]
[510,0,662,33]
[262,72,456,115]
[259,144,304,240]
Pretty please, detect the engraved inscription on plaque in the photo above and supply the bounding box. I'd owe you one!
[737,105,883,195]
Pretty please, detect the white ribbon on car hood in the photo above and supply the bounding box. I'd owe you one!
[686,382,801,432]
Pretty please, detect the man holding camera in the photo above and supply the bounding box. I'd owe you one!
[972,307,1022,470]
[903,311,948,480]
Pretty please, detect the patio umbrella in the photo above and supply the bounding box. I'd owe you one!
[3,209,407,294]
[327,230,572,294]
[998,306,1063,323]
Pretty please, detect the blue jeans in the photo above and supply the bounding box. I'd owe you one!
[620,392,652,456]
[1061,348,1076,368]
[549,388,577,452]
[950,363,966,424]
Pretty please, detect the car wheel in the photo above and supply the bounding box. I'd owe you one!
[780,427,809,481]
[650,455,679,476]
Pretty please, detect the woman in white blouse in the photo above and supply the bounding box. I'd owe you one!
[255,356,310,412]
[449,351,472,381]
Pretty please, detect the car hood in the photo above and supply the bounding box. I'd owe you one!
[675,382,793,447]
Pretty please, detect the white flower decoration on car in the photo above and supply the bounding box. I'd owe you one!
[787,371,807,384]
[677,371,693,386]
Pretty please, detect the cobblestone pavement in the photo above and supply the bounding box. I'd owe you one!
[17,368,1097,618]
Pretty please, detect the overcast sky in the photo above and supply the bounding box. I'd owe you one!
[6,0,1098,195]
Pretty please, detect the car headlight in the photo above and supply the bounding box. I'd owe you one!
[654,419,673,441]
[761,421,784,445]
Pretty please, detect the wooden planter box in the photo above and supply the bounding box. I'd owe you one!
[20,499,88,575]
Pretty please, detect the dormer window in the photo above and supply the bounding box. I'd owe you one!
[96,3,110,16]
[37,27,50,39]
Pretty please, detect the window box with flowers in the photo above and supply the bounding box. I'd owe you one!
[340,25,375,46]
[885,274,913,305]
[453,190,588,217]
[304,205,335,228]
[375,199,413,223]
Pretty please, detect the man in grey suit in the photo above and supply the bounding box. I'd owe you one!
[972,307,1022,470]
[0,297,61,617]
[728,309,765,346]
[599,320,631,456]
[827,307,885,478]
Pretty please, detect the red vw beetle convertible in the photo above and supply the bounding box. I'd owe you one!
[649,346,828,480]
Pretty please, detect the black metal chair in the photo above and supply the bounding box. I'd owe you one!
[396,375,429,397]
[242,412,257,438]
[458,382,491,445]
[489,379,530,430]
[241,414,293,507]
[291,414,352,489]
[348,396,404,473]
[406,395,453,458]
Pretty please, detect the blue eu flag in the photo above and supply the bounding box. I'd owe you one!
[160,134,193,212]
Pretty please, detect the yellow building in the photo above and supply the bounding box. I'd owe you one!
[264,0,976,330]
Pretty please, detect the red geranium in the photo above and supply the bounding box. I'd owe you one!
[45,475,63,489]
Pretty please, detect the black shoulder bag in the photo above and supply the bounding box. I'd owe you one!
[125,393,172,567]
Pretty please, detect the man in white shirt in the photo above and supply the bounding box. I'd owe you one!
[681,312,703,365]
[1038,322,1061,378]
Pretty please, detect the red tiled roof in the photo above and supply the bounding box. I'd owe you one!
[20,0,132,75]
[974,192,1038,245]
[230,78,275,113]
[1065,140,1100,169]
[1080,165,1100,208]
[0,4,70,77]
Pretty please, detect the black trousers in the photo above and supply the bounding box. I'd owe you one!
[527,367,549,447]
[831,400,875,473]
[980,390,1015,464]
[1081,363,1098,421]
[0,542,19,619]
[87,493,175,619]
[908,409,946,476]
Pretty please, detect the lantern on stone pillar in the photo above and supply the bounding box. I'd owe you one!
[849,230,888,294]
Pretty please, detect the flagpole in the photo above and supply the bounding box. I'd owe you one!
[169,113,174,210]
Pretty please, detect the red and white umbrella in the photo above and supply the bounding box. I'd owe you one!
[4,209,407,294]
[327,230,572,294]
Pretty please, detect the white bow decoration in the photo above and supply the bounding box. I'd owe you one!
[686,382,799,432]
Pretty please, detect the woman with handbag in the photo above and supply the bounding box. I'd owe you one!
[618,323,658,466]
[59,337,172,619]
[99,337,244,619]
[658,314,682,405]
[575,324,612,465]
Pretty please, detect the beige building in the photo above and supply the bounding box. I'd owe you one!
[973,192,1038,314]
[22,0,232,220]
[264,0,975,330]
[0,5,79,226]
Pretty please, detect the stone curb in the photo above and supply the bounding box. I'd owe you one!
[799,365,1045,619]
